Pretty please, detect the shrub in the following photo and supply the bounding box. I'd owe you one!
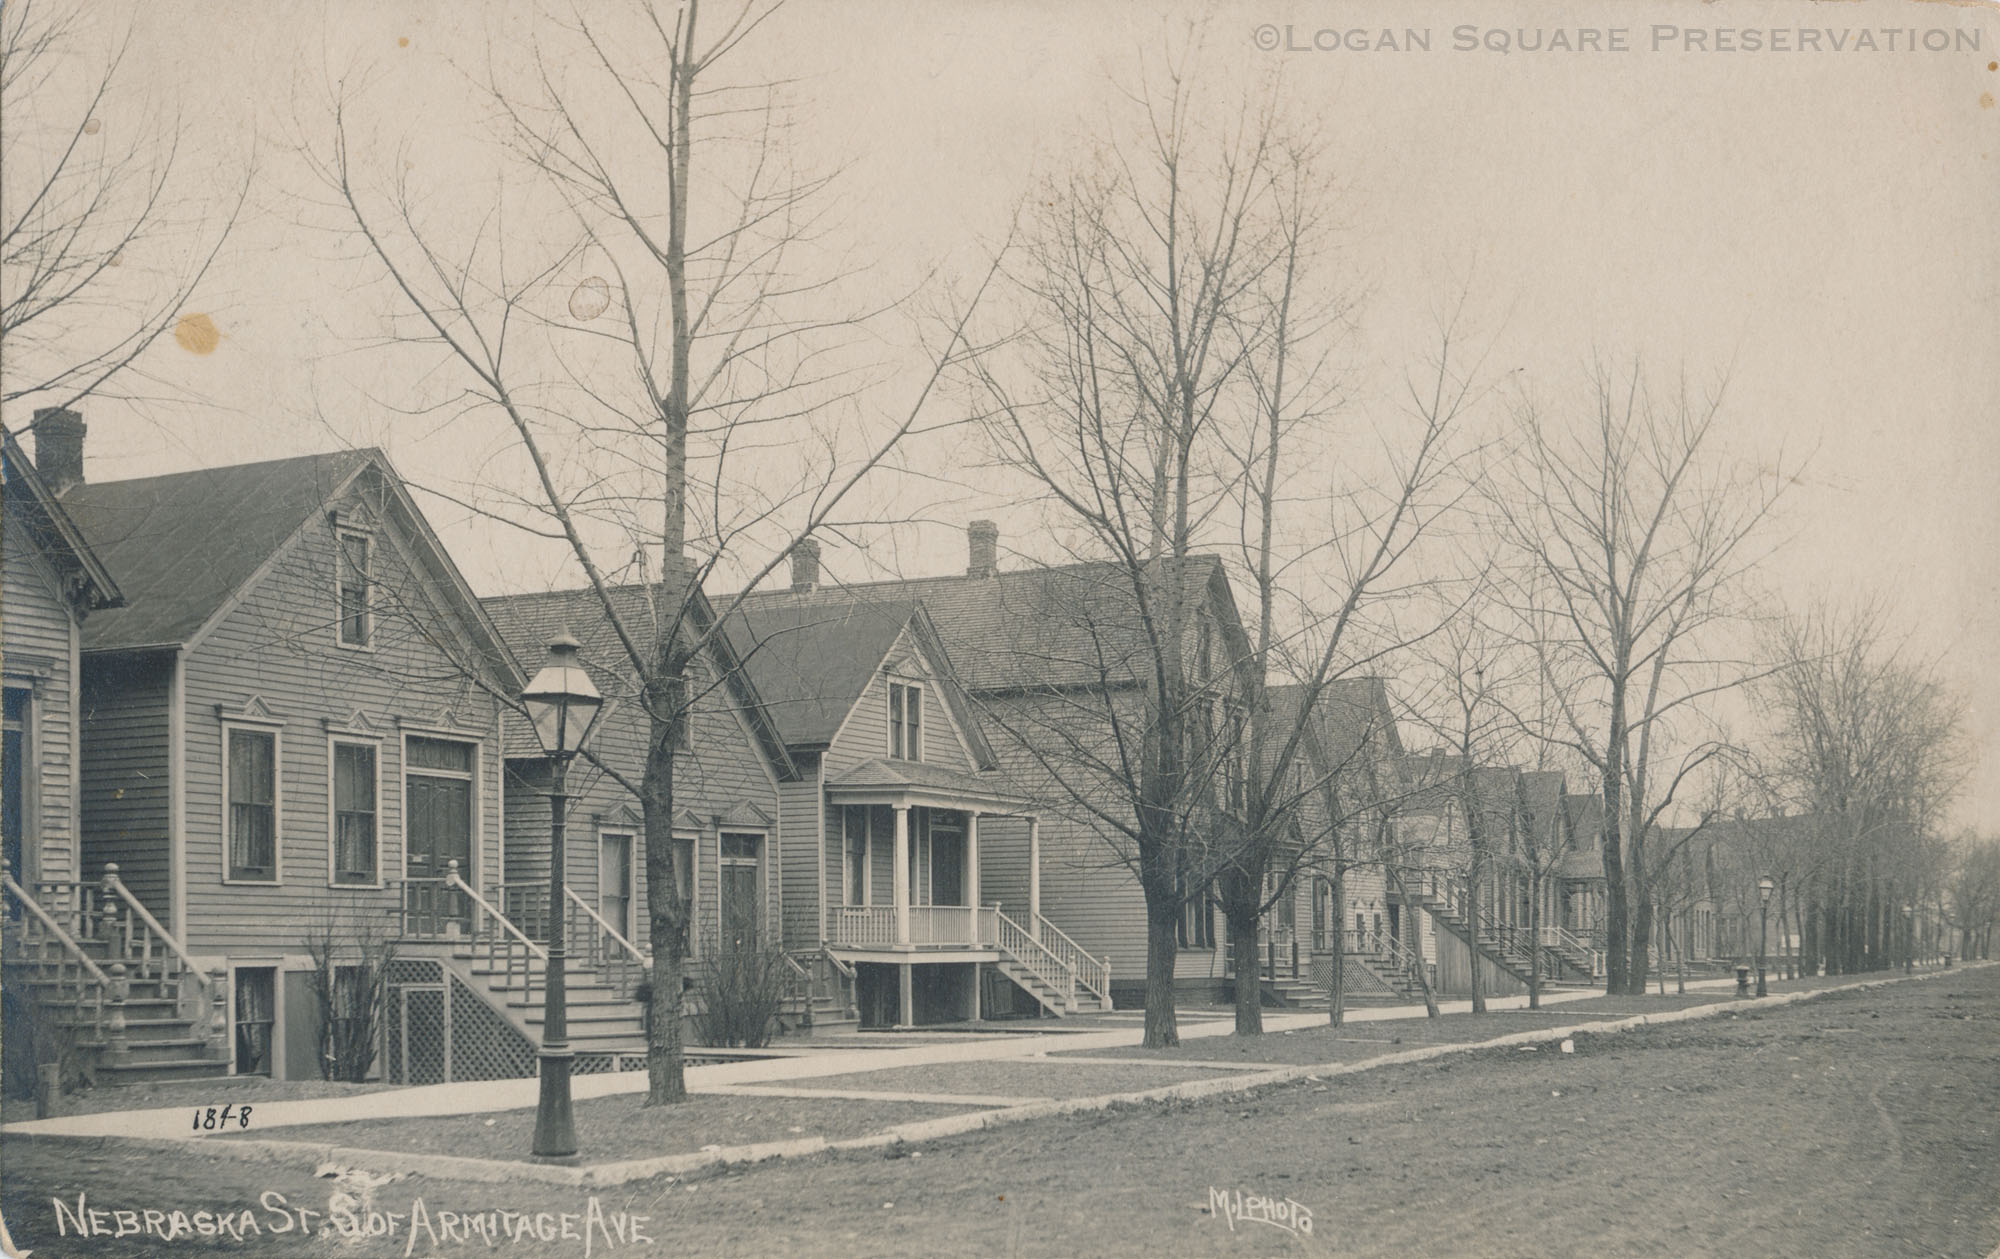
[301,910,396,1082]
[692,950,790,1048]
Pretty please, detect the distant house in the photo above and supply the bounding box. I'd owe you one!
[730,546,1088,1024]
[738,527,1254,1009]
[5,424,522,1083]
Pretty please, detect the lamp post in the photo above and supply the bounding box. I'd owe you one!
[1902,903,1913,975]
[520,633,604,1161]
[1755,876,1774,997]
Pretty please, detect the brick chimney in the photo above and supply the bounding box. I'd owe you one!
[32,407,85,495]
[967,520,998,578]
[789,537,821,593]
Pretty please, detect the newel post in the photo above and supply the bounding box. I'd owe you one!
[105,964,131,1061]
[209,964,230,1049]
[445,859,463,938]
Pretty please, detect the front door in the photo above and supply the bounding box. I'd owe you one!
[929,818,964,906]
[405,737,474,929]
[599,832,633,938]
[720,833,761,953]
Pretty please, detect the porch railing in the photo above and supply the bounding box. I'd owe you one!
[398,862,548,998]
[992,906,1076,1009]
[908,905,979,947]
[564,886,650,999]
[3,861,110,1033]
[830,905,897,948]
[1036,914,1110,1004]
[99,864,212,1019]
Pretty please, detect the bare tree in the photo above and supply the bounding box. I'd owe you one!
[316,0,998,1103]
[1487,360,1789,994]
[0,0,245,413]
[1759,602,1968,976]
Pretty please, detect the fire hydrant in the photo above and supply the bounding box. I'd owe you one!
[1734,965,1751,998]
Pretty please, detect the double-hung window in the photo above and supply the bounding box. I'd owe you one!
[888,682,922,761]
[227,727,279,881]
[331,741,378,885]
[336,532,372,648]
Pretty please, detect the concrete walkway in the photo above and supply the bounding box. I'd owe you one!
[2,980,1737,1141]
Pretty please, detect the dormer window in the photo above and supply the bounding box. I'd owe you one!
[888,681,923,761]
[336,531,372,648]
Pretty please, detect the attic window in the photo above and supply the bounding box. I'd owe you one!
[888,682,922,761]
[336,532,372,648]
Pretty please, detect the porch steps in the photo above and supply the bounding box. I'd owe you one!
[1,925,232,1085]
[993,956,1107,1017]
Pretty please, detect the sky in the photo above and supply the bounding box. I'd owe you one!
[7,0,1998,831]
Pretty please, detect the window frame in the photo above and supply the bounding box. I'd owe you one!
[2,683,36,880]
[887,680,924,762]
[334,529,374,650]
[842,805,870,907]
[596,827,638,941]
[229,962,281,1078]
[718,830,766,953]
[221,719,283,885]
[673,831,699,959]
[326,734,383,889]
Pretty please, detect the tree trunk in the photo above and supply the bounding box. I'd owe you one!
[1527,869,1542,1009]
[1466,865,1486,1014]
[1143,895,1181,1048]
[1223,872,1263,1035]
[1327,864,1346,1027]
[639,664,690,1106]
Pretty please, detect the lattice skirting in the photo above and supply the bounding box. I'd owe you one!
[383,960,647,1084]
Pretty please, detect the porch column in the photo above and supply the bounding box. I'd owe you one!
[898,963,914,1027]
[965,812,981,944]
[893,805,911,946]
[1028,816,1041,923]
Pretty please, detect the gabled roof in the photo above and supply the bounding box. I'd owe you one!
[1517,770,1567,853]
[60,449,520,693]
[1,429,122,613]
[483,580,795,779]
[735,553,1250,696]
[61,450,371,652]
[1563,792,1604,841]
[718,597,994,767]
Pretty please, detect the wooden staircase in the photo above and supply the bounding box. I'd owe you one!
[990,907,1111,1015]
[3,861,231,1086]
[1410,874,1538,987]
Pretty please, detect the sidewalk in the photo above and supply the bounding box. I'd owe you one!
[0,980,1726,1141]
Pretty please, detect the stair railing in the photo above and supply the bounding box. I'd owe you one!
[1034,913,1110,1005]
[98,864,211,1024]
[564,886,650,1000]
[991,907,1076,1009]
[443,861,547,1000]
[3,861,110,1030]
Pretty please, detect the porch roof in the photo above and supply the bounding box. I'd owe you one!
[825,757,1029,813]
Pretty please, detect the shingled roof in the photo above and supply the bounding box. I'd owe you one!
[721,598,924,751]
[734,553,1249,696]
[482,581,795,776]
[60,450,371,652]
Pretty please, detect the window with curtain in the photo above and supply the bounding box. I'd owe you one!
[888,682,923,760]
[227,728,277,881]
[332,742,377,884]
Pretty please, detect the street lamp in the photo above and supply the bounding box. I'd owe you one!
[520,633,604,1160]
[1902,903,1913,975]
[1755,876,1774,997]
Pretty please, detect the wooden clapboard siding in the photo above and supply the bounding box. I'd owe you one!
[78,651,174,923]
[3,507,82,884]
[972,814,1030,917]
[175,481,502,955]
[780,760,822,950]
